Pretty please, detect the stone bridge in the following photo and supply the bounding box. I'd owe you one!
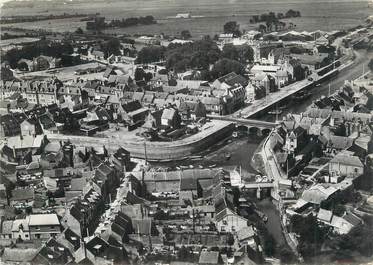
[207,115,276,136]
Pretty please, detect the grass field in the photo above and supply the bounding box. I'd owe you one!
[1,0,372,37]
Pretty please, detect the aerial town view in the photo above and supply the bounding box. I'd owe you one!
[0,0,373,264]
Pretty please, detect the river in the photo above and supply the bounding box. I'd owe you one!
[150,48,369,248]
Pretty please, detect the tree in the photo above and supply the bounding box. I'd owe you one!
[75,27,84,34]
[258,24,267,33]
[177,246,191,261]
[236,44,254,64]
[134,68,146,81]
[279,245,295,264]
[210,58,245,79]
[222,44,238,60]
[223,21,241,37]
[333,204,346,217]
[180,30,192,40]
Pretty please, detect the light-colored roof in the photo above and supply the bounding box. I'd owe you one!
[199,251,220,264]
[1,220,13,234]
[12,216,30,232]
[5,135,43,149]
[330,154,363,168]
[317,208,333,223]
[2,247,38,262]
[302,184,338,204]
[29,213,60,226]
[237,226,255,241]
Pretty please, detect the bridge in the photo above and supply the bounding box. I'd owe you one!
[241,182,275,199]
[207,115,276,135]
[242,182,275,189]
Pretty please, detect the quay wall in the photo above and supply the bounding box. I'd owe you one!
[47,121,235,161]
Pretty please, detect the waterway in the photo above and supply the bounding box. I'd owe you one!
[149,49,369,248]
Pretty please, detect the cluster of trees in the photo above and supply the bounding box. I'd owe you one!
[224,21,241,37]
[165,39,221,72]
[290,214,330,260]
[3,39,73,68]
[106,15,156,28]
[134,67,154,82]
[329,217,373,260]
[135,37,254,80]
[249,9,301,24]
[248,10,301,33]
[135,45,165,64]
[100,38,122,57]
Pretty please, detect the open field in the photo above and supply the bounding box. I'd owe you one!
[1,0,372,37]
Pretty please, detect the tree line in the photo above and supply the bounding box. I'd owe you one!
[3,39,73,68]
[86,16,156,30]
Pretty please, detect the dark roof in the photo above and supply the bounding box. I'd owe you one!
[122,100,142,113]
[64,228,81,251]
[180,177,198,191]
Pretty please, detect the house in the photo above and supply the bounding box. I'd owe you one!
[34,55,60,71]
[4,134,44,163]
[120,100,149,124]
[1,247,39,264]
[11,216,30,240]
[291,53,329,71]
[111,147,131,173]
[10,187,35,209]
[213,182,247,233]
[28,213,61,239]
[237,225,256,245]
[212,72,248,90]
[80,235,127,264]
[284,126,307,153]
[329,154,364,179]
[301,184,338,205]
[94,162,120,202]
[161,107,181,128]
[20,119,37,136]
[317,209,362,234]
[143,109,163,130]
[62,188,104,237]
[0,220,13,239]
[32,238,74,265]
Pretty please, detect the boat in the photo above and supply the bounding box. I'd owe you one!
[208,164,217,168]
[225,153,231,160]
[268,109,283,115]
[294,91,312,101]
